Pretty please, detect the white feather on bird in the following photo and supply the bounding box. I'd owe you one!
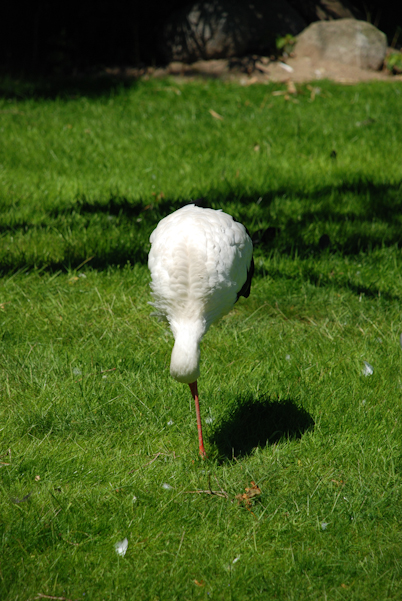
[148,204,254,456]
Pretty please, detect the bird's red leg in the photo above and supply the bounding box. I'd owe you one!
[189,381,207,457]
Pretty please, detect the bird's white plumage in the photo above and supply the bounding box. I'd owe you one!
[148,204,253,383]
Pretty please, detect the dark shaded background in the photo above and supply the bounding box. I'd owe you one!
[1,1,402,75]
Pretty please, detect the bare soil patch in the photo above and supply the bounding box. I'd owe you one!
[108,54,402,85]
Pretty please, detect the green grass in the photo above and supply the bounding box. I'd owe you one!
[1,76,402,600]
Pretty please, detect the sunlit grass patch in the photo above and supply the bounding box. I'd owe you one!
[1,76,402,600]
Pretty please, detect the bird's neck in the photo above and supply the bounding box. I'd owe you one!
[169,319,205,384]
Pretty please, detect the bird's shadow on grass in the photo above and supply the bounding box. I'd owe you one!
[210,396,314,461]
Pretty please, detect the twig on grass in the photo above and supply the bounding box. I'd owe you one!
[129,450,179,473]
[137,451,163,470]
[31,594,79,601]
[170,530,186,575]
[184,488,228,498]
[58,529,93,547]
[213,474,229,497]
[183,474,229,499]
[76,256,94,271]
[58,535,80,547]
[186,478,262,518]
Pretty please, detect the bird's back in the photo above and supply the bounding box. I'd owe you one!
[148,205,253,332]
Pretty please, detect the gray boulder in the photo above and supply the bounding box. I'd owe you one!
[161,1,307,63]
[295,19,387,70]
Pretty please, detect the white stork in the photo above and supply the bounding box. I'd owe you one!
[148,204,254,456]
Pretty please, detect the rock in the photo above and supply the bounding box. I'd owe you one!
[168,61,188,75]
[295,19,387,70]
[161,1,307,63]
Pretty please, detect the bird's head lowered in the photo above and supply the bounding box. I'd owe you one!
[169,319,204,383]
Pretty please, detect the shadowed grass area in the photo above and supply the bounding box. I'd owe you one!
[1,76,402,273]
[211,396,315,458]
[1,76,402,600]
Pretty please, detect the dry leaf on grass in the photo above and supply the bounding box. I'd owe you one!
[306,84,322,101]
[151,191,165,202]
[235,481,261,510]
[209,109,224,121]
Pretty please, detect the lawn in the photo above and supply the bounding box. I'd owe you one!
[1,75,402,600]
